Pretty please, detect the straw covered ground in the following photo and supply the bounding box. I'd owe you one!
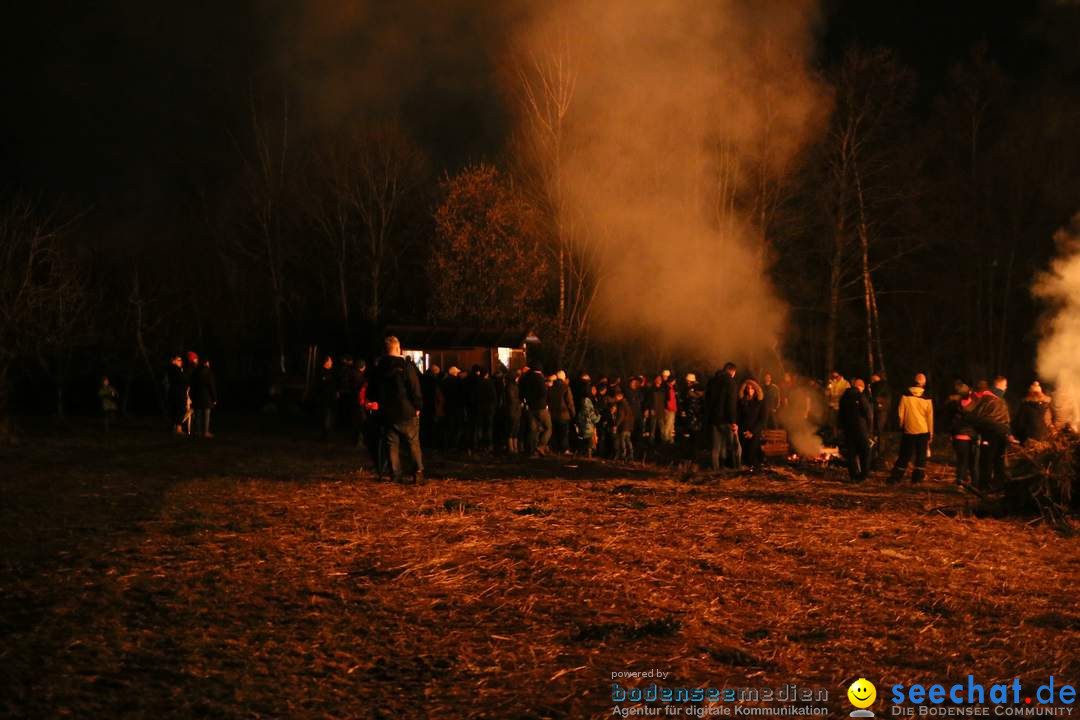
[2,424,1078,719]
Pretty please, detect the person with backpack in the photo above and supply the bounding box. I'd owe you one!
[370,336,424,484]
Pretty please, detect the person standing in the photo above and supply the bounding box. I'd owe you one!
[575,382,601,458]
[371,336,424,484]
[945,381,977,486]
[888,373,933,484]
[520,363,551,456]
[98,376,118,432]
[659,373,677,444]
[762,372,782,430]
[826,371,851,443]
[502,369,523,454]
[839,378,873,482]
[189,354,218,438]
[1013,381,1052,444]
[737,378,766,470]
[470,367,497,451]
[868,373,892,448]
[613,388,635,462]
[643,375,663,444]
[166,355,189,434]
[706,363,740,470]
[316,355,338,441]
[549,370,576,454]
[964,380,1011,490]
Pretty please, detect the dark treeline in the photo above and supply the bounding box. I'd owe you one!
[3,3,1080,419]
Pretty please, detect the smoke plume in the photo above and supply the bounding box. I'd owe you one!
[513,0,829,366]
[1033,213,1080,429]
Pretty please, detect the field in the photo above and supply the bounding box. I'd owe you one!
[2,420,1078,719]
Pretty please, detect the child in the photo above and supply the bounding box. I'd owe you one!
[575,384,601,459]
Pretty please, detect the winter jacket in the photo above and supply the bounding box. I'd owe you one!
[316,368,338,409]
[549,380,576,422]
[1013,397,1051,443]
[869,379,892,412]
[614,398,635,433]
[737,396,765,436]
[166,364,188,405]
[827,377,851,410]
[576,396,601,439]
[838,386,872,437]
[897,386,933,436]
[649,384,666,414]
[470,376,497,412]
[190,364,218,410]
[964,391,1010,435]
[706,372,738,427]
[626,387,643,421]
[520,370,548,412]
[502,380,522,419]
[663,382,677,413]
[372,355,423,424]
[99,384,118,412]
[946,396,976,439]
[763,383,781,416]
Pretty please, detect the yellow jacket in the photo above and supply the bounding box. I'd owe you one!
[897,386,933,436]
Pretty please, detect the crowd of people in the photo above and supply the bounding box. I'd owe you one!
[96,337,1066,487]
[320,339,1069,487]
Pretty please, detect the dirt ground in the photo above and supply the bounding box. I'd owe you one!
[1,420,1078,719]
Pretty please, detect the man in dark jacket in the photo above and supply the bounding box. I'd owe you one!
[189,353,218,438]
[964,380,1011,490]
[441,367,465,451]
[548,370,576,454]
[839,378,873,482]
[371,336,424,483]
[706,362,740,470]
[470,367,497,451]
[519,364,551,456]
[868,373,891,449]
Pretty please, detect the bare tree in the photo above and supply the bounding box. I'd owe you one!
[821,48,914,377]
[233,97,294,374]
[0,198,81,422]
[513,33,603,368]
[308,124,426,331]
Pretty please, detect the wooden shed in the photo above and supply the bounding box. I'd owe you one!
[383,325,539,374]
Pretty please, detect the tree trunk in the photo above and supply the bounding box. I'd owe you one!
[825,251,841,378]
[870,282,886,378]
[854,163,875,376]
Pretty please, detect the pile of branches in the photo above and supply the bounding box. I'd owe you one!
[1005,428,1078,531]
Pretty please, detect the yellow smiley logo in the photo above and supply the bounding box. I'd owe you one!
[848,678,877,709]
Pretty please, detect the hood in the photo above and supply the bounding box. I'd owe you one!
[739,379,764,401]
[906,386,925,397]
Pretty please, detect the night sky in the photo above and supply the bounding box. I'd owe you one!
[2,1,1070,207]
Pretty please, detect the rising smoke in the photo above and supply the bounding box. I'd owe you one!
[1033,213,1080,430]
[513,0,829,367]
